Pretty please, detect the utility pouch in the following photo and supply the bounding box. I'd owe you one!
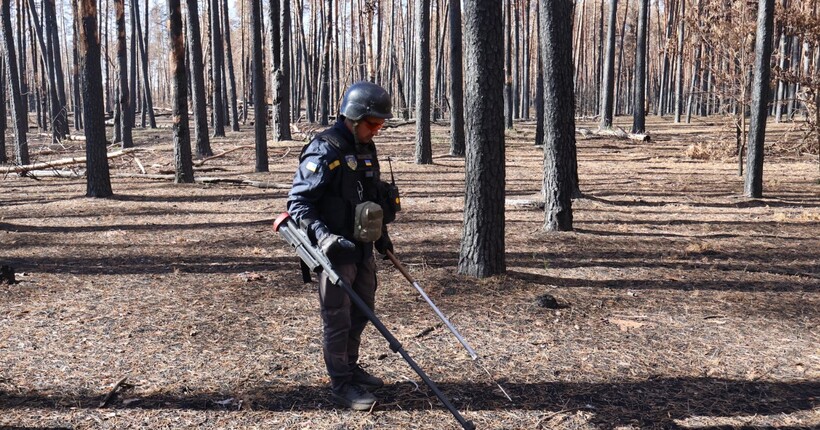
[353,201,383,243]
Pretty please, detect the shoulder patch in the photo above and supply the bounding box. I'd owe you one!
[305,161,318,173]
[345,155,358,170]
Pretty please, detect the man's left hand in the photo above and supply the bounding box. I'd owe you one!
[374,231,393,259]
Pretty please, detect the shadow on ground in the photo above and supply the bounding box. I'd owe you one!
[1,377,817,429]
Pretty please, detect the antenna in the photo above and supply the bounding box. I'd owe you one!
[387,156,396,185]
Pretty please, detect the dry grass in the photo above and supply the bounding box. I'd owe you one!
[1,116,818,429]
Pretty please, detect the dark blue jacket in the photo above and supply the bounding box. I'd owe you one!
[287,119,383,262]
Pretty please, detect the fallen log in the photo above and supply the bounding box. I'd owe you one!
[17,170,85,179]
[32,132,87,141]
[576,126,651,142]
[2,148,140,175]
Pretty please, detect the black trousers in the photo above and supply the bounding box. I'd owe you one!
[319,256,377,390]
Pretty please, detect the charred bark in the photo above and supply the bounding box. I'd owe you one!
[458,0,506,278]
[599,0,617,129]
[414,0,432,164]
[221,0,239,131]
[745,0,775,198]
[632,0,649,134]
[1,0,28,165]
[168,0,194,183]
[209,0,225,136]
[274,0,291,140]
[185,0,212,156]
[251,0,267,171]
[448,0,465,157]
[0,58,5,163]
[77,0,112,197]
[541,0,577,231]
[113,0,132,147]
[44,0,68,138]
[132,0,156,128]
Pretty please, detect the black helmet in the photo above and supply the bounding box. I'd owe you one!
[340,81,393,121]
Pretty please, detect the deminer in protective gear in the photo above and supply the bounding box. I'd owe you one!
[287,81,401,411]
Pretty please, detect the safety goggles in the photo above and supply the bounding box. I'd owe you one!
[360,118,385,132]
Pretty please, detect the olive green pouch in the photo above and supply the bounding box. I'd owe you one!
[353,201,384,243]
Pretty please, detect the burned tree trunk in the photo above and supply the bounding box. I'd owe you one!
[1,0,28,165]
[459,0,506,278]
[632,0,649,134]
[44,0,68,138]
[113,0,132,147]
[273,0,291,140]
[168,0,193,183]
[185,0,212,156]
[26,0,66,142]
[0,58,6,163]
[250,0,267,171]
[448,0,465,157]
[745,0,775,198]
[77,0,112,197]
[535,1,544,146]
[132,0,156,128]
[209,0,225,137]
[504,1,513,129]
[71,3,82,131]
[599,0,617,130]
[221,0,239,131]
[415,0,432,164]
[319,0,331,126]
[541,0,576,231]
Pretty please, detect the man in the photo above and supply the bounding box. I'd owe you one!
[287,82,399,411]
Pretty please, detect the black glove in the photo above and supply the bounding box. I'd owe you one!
[308,220,355,261]
[374,229,393,259]
[318,233,356,262]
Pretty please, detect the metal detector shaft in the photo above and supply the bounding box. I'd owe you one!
[386,249,514,402]
[385,250,478,360]
[273,213,475,430]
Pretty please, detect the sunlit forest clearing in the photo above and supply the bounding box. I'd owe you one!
[2,0,819,428]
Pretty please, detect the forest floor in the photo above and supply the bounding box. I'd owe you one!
[1,115,818,430]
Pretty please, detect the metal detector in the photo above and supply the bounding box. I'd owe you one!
[273,212,475,430]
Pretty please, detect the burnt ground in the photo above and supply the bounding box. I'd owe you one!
[1,116,818,429]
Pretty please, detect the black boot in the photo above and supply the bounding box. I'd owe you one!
[331,383,377,411]
[351,363,384,389]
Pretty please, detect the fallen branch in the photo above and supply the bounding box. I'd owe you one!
[2,148,139,175]
[194,145,253,167]
[32,132,87,141]
[197,176,291,189]
[194,146,292,167]
[99,376,129,408]
[415,322,444,339]
[111,173,292,189]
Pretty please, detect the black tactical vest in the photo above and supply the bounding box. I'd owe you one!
[308,128,381,241]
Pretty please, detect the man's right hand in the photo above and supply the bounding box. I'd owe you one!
[318,233,356,262]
